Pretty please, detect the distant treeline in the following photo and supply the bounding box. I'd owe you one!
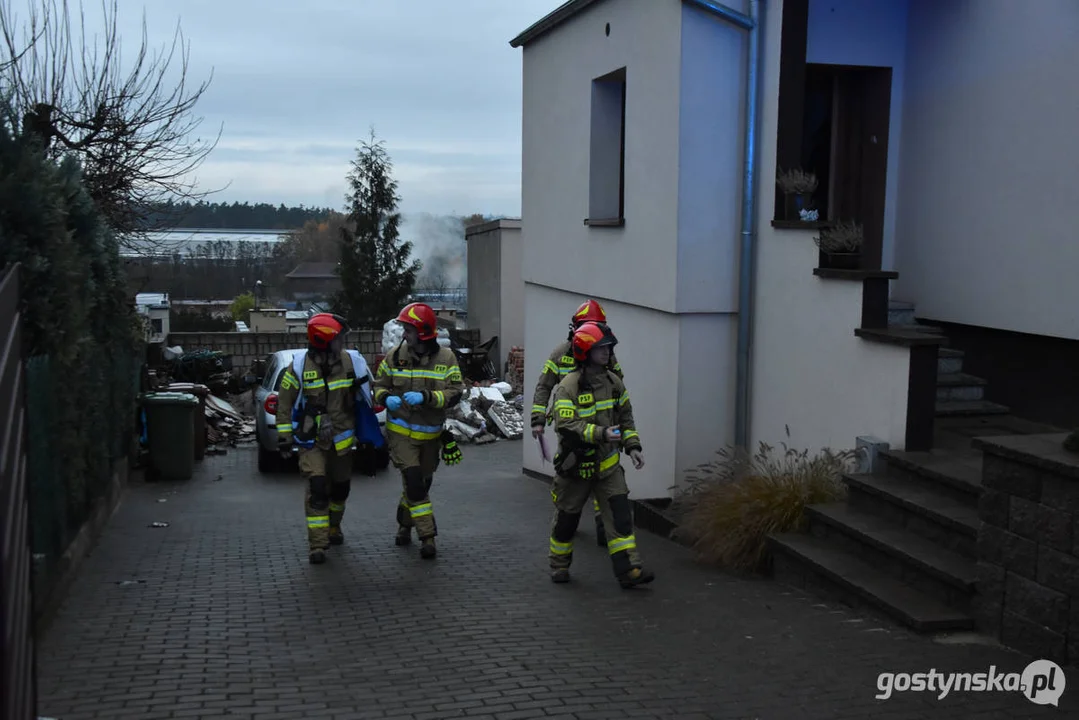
[140,200,336,230]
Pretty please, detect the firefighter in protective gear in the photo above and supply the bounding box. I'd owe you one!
[548,321,655,589]
[276,312,368,564]
[530,299,623,546]
[372,302,466,559]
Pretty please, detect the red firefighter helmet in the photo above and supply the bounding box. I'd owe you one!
[571,321,618,362]
[307,313,347,351]
[571,299,608,328]
[396,302,438,341]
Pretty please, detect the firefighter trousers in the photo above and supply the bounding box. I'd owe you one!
[299,447,353,551]
[388,433,441,540]
[549,465,641,576]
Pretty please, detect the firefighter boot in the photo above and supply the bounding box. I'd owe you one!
[420,537,437,559]
[309,548,327,565]
[618,567,655,589]
[395,525,412,546]
[550,568,570,584]
[328,527,344,546]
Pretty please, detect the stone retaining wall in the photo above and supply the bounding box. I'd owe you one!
[168,328,481,371]
[973,433,1079,664]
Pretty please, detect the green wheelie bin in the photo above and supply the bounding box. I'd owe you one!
[141,391,199,480]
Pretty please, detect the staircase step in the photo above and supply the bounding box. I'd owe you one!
[936,373,986,402]
[935,400,1011,417]
[937,347,964,375]
[769,532,975,632]
[879,449,982,501]
[890,323,945,335]
[843,472,980,557]
[806,503,977,592]
[936,372,987,387]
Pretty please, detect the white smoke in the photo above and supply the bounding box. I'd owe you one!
[399,212,469,289]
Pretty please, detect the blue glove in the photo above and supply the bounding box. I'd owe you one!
[404,391,426,406]
[385,395,402,411]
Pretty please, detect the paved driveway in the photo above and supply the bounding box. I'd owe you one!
[37,440,1076,719]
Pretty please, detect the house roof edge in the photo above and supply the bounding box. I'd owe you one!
[509,0,604,48]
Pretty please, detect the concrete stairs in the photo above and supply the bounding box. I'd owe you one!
[768,448,981,633]
[887,300,1010,418]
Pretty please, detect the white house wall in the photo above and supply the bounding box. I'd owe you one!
[893,0,1079,340]
[750,0,912,453]
[520,0,683,313]
[676,1,747,314]
[522,283,679,499]
[497,224,525,363]
[673,312,737,491]
[806,0,909,274]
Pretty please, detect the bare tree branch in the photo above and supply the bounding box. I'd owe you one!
[0,0,224,250]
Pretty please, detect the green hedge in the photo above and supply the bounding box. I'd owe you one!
[0,96,143,580]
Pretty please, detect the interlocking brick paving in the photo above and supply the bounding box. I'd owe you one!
[36,440,1077,719]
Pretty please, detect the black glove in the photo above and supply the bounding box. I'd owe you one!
[441,430,462,465]
[354,443,378,477]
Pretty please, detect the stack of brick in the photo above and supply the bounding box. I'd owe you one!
[506,346,525,394]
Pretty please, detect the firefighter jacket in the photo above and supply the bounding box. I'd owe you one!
[551,365,641,479]
[372,341,466,442]
[530,339,622,427]
[275,349,362,455]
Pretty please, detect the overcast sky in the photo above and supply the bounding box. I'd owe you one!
[93,0,561,216]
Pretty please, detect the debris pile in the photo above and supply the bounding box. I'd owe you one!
[204,394,256,449]
[445,381,524,443]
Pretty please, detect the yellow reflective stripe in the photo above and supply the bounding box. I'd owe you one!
[608,535,637,555]
[377,360,390,377]
[622,430,639,442]
[386,422,442,442]
[531,404,546,414]
[275,423,293,432]
[280,373,299,390]
[584,424,598,443]
[373,388,388,402]
[618,390,630,406]
[334,436,354,451]
[553,398,574,408]
[432,390,445,408]
[327,378,353,391]
[551,489,558,504]
[592,498,600,511]
[595,399,615,411]
[550,538,573,555]
[599,451,619,472]
[410,502,433,518]
[307,515,330,528]
[577,406,597,418]
[387,368,444,380]
[303,379,326,390]
[558,366,574,375]
[543,359,559,374]
[612,363,622,373]
[329,503,345,512]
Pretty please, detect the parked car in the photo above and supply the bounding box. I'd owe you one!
[253,349,389,473]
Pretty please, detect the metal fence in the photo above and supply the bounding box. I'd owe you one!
[26,347,140,599]
[0,263,35,720]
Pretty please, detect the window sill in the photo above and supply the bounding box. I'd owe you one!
[813,268,898,281]
[771,219,833,230]
[584,218,625,228]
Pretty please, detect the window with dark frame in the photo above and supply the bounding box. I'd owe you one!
[772,0,892,270]
[587,66,626,226]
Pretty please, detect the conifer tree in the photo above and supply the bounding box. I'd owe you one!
[333,129,420,329]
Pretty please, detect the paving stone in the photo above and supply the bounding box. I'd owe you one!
[34,441,1079,718]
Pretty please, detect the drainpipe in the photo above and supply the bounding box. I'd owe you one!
[682,0,762,449]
